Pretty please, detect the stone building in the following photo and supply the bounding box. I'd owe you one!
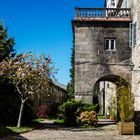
[72,0,140,133]
[117,0,140,134]
[72,7,131,103]
[34,81,67,109]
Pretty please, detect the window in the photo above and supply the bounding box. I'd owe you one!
[130,22,137,47]
[105,38,116,51]
[111,0,116,7]
[111,3,115,6]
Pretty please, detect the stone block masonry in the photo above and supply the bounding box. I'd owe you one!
[72,20,131,103]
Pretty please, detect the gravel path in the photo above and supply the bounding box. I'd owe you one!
[1,119,140,140]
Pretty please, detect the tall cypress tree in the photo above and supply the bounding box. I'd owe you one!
[67,47,75,99]
[0,22,16,61]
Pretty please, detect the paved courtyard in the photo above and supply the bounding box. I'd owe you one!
[1,119,140,140]
[11,128,140,140]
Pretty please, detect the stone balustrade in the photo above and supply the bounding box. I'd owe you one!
[75,8,131,19]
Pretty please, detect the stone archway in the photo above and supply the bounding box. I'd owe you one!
[93,75,130,120]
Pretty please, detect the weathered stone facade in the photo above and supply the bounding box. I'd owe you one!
[72,19,131,103]
[128,0,140,109]
[72,0,140,134]
[123,0,140,134]
[116,0,140,134]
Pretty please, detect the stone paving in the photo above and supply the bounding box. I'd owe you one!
[1,119,140,140]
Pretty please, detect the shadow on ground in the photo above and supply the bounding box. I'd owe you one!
[35,119,117,132]
[0,119,117,140]
[0,126,28,140]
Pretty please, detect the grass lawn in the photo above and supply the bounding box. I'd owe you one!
[97,115,106,119]
[32,118,45,123]
[7,126,33,134]
[48,116,65,125]
[53,119,65,124]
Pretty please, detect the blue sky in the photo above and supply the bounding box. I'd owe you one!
[0,0,104,85]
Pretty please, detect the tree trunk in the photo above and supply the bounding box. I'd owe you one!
[17,99,25,128]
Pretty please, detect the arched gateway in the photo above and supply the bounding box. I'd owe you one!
[93,75,130,117]
[72,8,132,104]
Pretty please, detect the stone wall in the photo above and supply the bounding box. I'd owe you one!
[73,20,131,103]
[117,0,140,134]
[128,0,140,134]
[128,0,140,110]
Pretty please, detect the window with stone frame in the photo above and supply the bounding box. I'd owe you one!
[104,38,116,51]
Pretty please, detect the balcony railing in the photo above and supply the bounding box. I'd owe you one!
[75,8,131,19]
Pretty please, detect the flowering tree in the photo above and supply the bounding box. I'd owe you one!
[0,53,54,127]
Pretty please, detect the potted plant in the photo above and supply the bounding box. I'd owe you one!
[117,84,134,135]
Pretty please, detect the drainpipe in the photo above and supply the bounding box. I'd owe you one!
[103,81,105,116]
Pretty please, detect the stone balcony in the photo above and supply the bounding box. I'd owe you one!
[74,8,131,22]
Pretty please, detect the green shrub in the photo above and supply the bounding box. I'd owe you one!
[78,103,99,112]
[50,103,61,117]
[58,100,83,126]
[58,100,98,126]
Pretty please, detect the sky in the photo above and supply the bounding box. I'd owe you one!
[0,0,104,85]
